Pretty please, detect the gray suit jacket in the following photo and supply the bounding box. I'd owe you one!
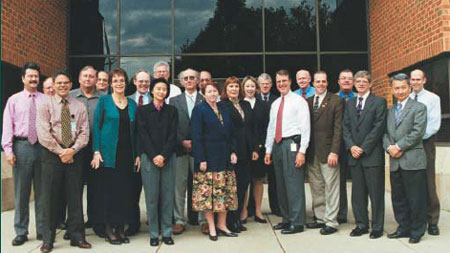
[383,98,427,171]
[169,92,204,156]
[128,92,152,106]
[343,93,387,167]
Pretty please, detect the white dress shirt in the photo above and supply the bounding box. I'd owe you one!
[410,88,441,139]
[265,91,310,154]
[313,90,327,108]
[356,91,371,110]
[133,91,150,105]
[244,97,256,109]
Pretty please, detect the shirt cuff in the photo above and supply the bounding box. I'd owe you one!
[299,146,307,154]
[4,148,14,157]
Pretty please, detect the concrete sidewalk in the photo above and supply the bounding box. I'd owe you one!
[2,184,449,253]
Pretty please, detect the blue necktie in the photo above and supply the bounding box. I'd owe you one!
[395,103,403,124]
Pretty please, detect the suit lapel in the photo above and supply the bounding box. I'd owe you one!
[195,93,204,105]
[395,99,412,127]
[357,94,374,127]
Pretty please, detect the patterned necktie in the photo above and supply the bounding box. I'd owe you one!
[263,94,268,102]
[395,103,403,124]
[28,94,38,144]
[301,88,307,99]
[61,98,73,148]
[356,97,363,117]
[275,96,285,143]
[414,94,418,101]
[138,95,144,107]
[313,95,320,118]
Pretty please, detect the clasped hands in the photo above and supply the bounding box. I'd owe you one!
[387,145,403,158]
[59,148,75,164]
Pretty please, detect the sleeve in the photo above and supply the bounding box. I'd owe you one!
[71,105,89,153]
[397,104,427,151]
[36,100,64,154]
[92,96,104,153]
[265,102,276,154]
[1,98,15,156]
[298,98,311,154]
[330,98,344,155]
[424,95,441,138]
[360,99,387,155]
[191,106,206,162]
[161,108,178,159]
[342,100,355,150]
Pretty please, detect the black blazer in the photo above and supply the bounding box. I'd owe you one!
[342,93,387,167]
[252,98,270,149]
[136,102,178,160]
[219,99,258,161]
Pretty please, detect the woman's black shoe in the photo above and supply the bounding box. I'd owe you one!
[240,218,247,224]
[209,233,218,241]
[228,223,241,233]
[254,216,267,223]
[150,238,159,246]
[105,235,121,245]
[162,237,174,245]
[217,228,238,237]
[119,235,130,244]
[238,221,247,231]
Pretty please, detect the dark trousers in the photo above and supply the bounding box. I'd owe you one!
[350,164,385,231]
[337,154,348,221]
[272,139,306,226]
[12,140,43,237]
[187,168,198,223]
[81,146,94,223]
[41,148,85,244]
[129,171,142,229]
[228,161,251,224]
[390,168,427,238]
[423,136,440,225]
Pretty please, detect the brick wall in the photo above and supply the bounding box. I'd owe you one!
[1,0,68,76]
[369,0,450,105]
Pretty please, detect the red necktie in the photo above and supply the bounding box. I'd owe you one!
[275,96,285,143]
[301,88,307,99]
[138,95,143,107]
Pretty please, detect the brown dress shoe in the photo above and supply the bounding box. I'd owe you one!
[40,243,53,253]
[201,223,209,235]
[173,224,185,235]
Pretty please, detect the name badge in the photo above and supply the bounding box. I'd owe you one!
[71,122,77,132]
[290,142,297,152]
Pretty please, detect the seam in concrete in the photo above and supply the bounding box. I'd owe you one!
[266,213,286,253]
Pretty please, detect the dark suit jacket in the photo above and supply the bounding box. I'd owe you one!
[383,99,427,171]
[253,98,270,148]
[343,93,387,167]
[169,92,204,156]
[191,101,236,172]
[136,102,178,160]
[218,99,258,161]
[307,92,344,163]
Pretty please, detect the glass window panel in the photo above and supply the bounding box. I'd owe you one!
[69,57,119,88]
[265,0,316,51]
[319,0,368,51]
[70,0,118,55]
[320,54,369,93]
[175,0,263,53]
[121,1,171,54]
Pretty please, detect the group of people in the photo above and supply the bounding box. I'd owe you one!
[2,60,441,252]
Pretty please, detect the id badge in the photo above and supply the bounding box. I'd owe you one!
[71,122,77,132]
[290,142,297,152]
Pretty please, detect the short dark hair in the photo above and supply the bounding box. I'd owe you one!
[390,73,410,86]
[150,77,171,99]
[52,70,73,83]
[314,70,327,80]
[21,62,40,77]
[339,69,353,75]
[201,81,220,95]
[276,69,290,79]
[109,67,129,85]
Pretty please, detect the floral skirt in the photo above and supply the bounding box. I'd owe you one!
[192,170,238,212]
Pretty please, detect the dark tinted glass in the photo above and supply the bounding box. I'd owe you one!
[175,0,262,53]
[265,0,316,51]
[120,57,171,79]
[69,57,119,88]
[70,0,118,55]
[121,1,171,54]
[320,54,369,93]
[319,0,368,51]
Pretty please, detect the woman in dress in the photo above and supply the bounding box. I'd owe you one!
[219,76,259,233]
[91,67,139,245]
[136,78,178,247]
[191,82,239,241]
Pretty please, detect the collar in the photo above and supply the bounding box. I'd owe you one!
[185,90,197,97]
[412,88,426,97]
[55,94,71,104]
[73,88,102,98]
[397,97,409,109]
[338,90,355,98]
[357,91,370,100]
[23,89,38,97]
[137,91,149,97]
[314,90,327,99]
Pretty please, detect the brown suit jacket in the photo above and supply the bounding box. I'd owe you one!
[307,92,344,163]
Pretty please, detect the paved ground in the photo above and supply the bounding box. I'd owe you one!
[1,184,449,253]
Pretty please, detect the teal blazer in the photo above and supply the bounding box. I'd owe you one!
[93,95,138,168]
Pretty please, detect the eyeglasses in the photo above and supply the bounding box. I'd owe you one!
[200,78,211,82]
[339,77,353,81]
[183,76,196,81]
[137,80,150,84]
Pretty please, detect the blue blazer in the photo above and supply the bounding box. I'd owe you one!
[93,95,138,168]
[191,101,236,172]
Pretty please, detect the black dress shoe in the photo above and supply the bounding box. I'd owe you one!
[63,231,70,240]
[40,243,53,253]
[349,227,369,237]
[162,237,174,245]
[228,223,241,233]
[150,238,159,246]
[281,225,304,234]
[37,234,43,241]
[369,230,383,239]
[105,234,121,245]
[240,218,247,224]
[254,216,267,223]
[12,235,28,246]
[320,226,338,235]
[409,237,421,244]
[70,240,92,249]
[387,230,410,239]
[273,223,290,230]
[118,234,130,244]
[209,233,218,241]
[428,225,440,235]
[217,228,239,237]
[238,221,247,231]
[306,222,326,229]
[57,223,67,230]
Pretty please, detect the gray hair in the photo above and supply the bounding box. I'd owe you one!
[153,60,170,73]
[179,68,200,80]
[354,70,372,83]
[79,65,97,78]
[390,73,410,86]
[132,69,151,82]
[257,73,272,84]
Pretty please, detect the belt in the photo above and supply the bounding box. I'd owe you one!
[281,135,300,141]
[13,136,28,141]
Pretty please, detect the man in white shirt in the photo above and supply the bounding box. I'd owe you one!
[264,69,310,234]
[153,61,182,103]
[409,69,441,236]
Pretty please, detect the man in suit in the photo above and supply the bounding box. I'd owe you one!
[409,69,441,236]
[306,71,344,235]
[169,68,205,234]
[343,70,386,239]
[336,69,357,224]
[265,70,311,234]
[384,73,428,244]
[294,70,315,99]
[125,69,152,236]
